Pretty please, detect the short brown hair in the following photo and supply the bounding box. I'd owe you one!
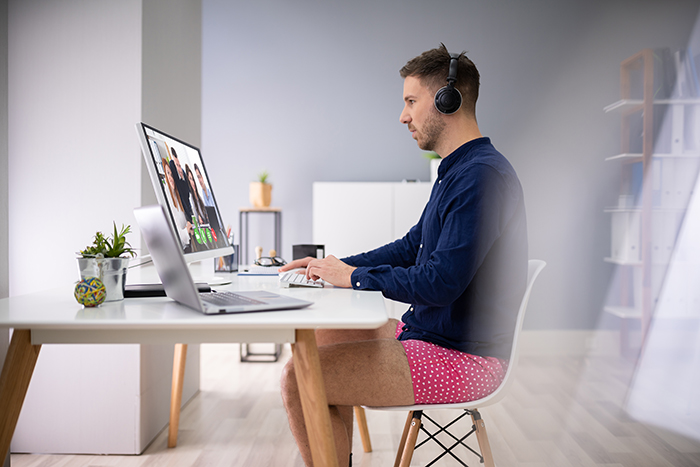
[400,44,480,116]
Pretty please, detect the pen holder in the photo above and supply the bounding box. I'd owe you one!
[215,244,239,272]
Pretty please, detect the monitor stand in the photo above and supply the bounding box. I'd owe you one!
[187,260,232,286]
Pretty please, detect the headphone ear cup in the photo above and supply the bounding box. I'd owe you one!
[434,85,462,114]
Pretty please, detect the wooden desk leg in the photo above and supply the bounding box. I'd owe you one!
[0,330,41,461]
[292,329,339,467]
[168,343,188,448]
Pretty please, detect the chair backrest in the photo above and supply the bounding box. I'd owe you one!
[464,259,546,408]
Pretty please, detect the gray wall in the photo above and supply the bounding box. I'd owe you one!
[201,0,700,330]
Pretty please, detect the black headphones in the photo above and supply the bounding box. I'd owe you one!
[434,53,462,115]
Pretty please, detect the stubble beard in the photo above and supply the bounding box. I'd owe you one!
[416,109,446,152]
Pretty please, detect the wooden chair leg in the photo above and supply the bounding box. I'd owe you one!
[397,411,422,467]
[470,409,495,467]
[354,406,372,452]
[393,411,414,467]
[168,343,188,448]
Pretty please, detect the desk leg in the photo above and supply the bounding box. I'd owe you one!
[168,343,188,448]
[0,330,41,461]
[292,329,339,467]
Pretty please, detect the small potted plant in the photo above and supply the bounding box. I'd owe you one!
[249,169,272,208]
[77,223,137,302]
[423,152,441,183]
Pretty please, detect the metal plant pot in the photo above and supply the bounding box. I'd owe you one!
[77,257,130,301]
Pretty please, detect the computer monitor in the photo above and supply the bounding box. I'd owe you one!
[135,122,233,264]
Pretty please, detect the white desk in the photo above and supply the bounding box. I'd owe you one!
[0,274,388,467]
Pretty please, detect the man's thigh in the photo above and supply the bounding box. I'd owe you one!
[316,318,400,347]
[316,333,414,407]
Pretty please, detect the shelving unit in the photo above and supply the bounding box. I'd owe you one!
[604,49,700,354]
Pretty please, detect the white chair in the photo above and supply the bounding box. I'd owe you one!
[358,259,546,467]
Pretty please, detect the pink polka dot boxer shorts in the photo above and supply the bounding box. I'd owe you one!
[395,321,508,405]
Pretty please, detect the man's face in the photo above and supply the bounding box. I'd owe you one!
[400,76,446,152]
[173,157,184,178]
[196,170,207,193]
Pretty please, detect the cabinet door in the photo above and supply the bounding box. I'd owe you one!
[313,182,393,259]
[313,182,432,259]
[393,183,432,239]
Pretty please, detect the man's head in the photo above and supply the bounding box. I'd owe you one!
[399,44,481,155]
[194,163,208,194]
[399,44,480,117]
[170,147,184,178]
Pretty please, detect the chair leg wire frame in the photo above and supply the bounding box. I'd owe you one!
[398,409,492,467]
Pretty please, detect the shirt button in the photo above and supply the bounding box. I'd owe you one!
[356,281,361,287]
[438,179,442,184]
[419,244,423,248]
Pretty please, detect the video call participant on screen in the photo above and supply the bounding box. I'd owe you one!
[278,44,528,466]
[169,147,193,222]
[194,163,224,233]
[162,157,193,252]
[185,164,209,227]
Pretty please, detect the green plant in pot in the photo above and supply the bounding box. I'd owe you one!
[423,151,441,183]
[77,223,136,302]
[249,169,272,208]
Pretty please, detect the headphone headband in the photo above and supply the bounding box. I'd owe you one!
[447,53,459,84]
[434,52,462,114]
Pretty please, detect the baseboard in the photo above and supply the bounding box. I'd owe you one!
[519,329,629,357]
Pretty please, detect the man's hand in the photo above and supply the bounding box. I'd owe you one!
[305,255,356,288]
[278,256,314,272]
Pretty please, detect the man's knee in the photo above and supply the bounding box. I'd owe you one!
[280,357,298,404]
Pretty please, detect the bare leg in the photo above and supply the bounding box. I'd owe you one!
[281,319,414,466]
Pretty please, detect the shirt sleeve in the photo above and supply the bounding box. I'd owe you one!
[350,163,521,305]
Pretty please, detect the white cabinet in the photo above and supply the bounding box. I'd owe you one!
[312,181,432,318]
[312,182,432,259]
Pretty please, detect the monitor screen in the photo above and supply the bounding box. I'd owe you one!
[135,122,233,262]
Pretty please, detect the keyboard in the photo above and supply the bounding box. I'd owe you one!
[200,291,264,306]
[279,271,325,288]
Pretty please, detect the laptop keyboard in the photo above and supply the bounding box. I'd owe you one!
[200,291,264,306]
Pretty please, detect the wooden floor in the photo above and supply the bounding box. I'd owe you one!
[11,343,700,467]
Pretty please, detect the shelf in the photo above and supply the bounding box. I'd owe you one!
[604,257,642,266]
[604,207,641,213]
[605,98,700,113]
[605,152,700,161]
[604,206,686,213]
[605,153,643,162]
[604,306,642,319]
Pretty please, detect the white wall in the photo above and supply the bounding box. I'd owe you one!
[8,0,143,296]
[201,0,700,330]
[1,2,9,465]
[7,0,201,454]
[1,0,9,302]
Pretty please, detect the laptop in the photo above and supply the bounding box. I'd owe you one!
[134,204,313,314]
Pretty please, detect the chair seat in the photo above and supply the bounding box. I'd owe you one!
[364,387,507,412]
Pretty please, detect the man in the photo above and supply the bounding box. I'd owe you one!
[168,147,193,222]
[279,44,528,466]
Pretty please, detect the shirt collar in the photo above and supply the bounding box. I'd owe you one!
[437,137,491,179]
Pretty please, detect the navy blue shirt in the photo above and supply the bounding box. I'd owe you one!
[343,137,527,359]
